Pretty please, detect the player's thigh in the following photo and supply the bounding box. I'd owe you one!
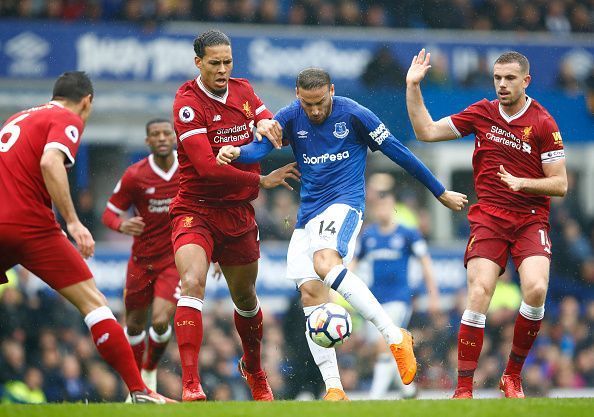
[174,244,209,297]
[464,205,511,272]
[152,260,181,307]
[286,228,320,288]
[305,204,363,261]
[124,259,155,312]
[466,257,501,314]
[518,256,550,306]
[215,225,260,267]
[19,230,94,292]
[511,220,552,270]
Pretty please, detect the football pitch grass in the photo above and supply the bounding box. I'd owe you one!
[1,398,592,417]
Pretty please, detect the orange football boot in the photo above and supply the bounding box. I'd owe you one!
[389,329,417,385]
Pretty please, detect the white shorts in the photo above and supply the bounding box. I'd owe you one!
[286,204,363,288]
[365,301,413,341]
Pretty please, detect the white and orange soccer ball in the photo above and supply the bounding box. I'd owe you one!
[306,303,353,348]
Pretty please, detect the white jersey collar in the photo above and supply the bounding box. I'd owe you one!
[499,95,532,123]
[148,151,178,182]
[196,75,229,104]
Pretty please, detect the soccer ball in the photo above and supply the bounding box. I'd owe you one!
[306,303,352,348]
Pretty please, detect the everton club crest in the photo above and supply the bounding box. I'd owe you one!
[333,122,349,139]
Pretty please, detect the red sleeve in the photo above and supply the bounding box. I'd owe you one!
[101,207,122,232]
[174,98,260,187]
[44,112,84,167]
[539,115,565,164]
[181,134,260,186]
[448,101,485,138]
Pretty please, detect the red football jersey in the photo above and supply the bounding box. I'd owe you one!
[0,101,84,228]
[448,97,565,217]
[107,154,179,259]
[172,76,273,209]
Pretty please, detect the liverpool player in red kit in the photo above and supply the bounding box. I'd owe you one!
[171,30,299,401]
[0,72,173,403]
[102,119,179,392]
[406,51,567,399]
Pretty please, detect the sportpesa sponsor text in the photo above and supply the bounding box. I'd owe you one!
[302,151,350,165]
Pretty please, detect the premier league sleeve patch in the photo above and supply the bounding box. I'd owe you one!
[179,106,195,123]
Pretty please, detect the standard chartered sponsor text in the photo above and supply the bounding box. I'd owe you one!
[148,198,172,213]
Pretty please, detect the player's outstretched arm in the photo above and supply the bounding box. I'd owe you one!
[40,149,95,258]
[406,49,458,142]
[437,190,469,211]
[216,135,275,165]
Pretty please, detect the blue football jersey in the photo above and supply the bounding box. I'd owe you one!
[275,96,397,228]
[355,223,428,303]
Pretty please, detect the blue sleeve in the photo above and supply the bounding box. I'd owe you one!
[236,135,275,163]
[351,106,446,198]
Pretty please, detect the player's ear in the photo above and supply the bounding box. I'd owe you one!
[329,84,335,97]
[295,87,299,99]
[523,74,531,89]
[195,56,202,70]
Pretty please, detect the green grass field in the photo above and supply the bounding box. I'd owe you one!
[1,398,592,417]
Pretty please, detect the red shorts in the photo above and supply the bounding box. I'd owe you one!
[170,203,259,266]
[0,224,93,290]
[125,255,179,310]
[464,204,552,273]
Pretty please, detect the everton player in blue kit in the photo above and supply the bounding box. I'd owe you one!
[352,189,440,399]
[217,68,467,400]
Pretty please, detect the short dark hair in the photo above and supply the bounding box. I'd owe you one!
[145,118,172,135]
[52,71,94,102]
[494,51,530,74]
[193,30,231,58]
[296,68,331,90]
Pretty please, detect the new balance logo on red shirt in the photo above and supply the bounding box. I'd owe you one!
[213,114,221,121]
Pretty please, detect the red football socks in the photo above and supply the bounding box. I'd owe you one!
[505,313,542,375]
[457,323,485,391]
[175,305,204,386]
[234,307,263,373]
[144,326,171,371]
[90,319,145,392]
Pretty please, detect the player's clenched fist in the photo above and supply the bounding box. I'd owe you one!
[217,145,240,165]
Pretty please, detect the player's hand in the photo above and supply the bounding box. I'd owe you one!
[256,119,283,149]
[119,216,146,236]
[498,165,524,191]
[67,221,95,259]
[406,48,432,86]
[217,145,240,165]
[438,190,468,211]
[259,162,301,190]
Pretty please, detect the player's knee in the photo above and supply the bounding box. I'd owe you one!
[232,291,257,311]
[179,272,206,297]
[524,280,548,304]
[151,318,170,334]
[125,319,145,335]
